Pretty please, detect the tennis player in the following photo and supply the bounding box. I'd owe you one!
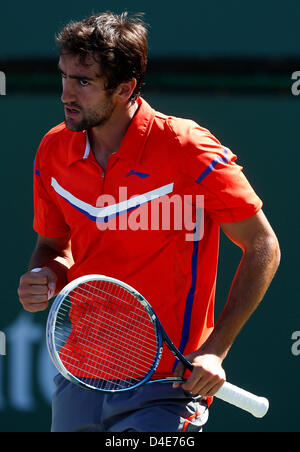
[17,12,280,432]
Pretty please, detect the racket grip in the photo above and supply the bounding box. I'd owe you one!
[215,382,269,418]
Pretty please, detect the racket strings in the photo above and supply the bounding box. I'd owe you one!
[68,282,154,381]
[56,339,152,383]
[59,288,157,347]
[57,299,156,365]
[54,280,159,390]
[67,282,153,318]
[68,281,138,307]
[59,288,158,359]
[55,309,157,374]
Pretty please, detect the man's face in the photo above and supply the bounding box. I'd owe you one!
[58,54,116,132]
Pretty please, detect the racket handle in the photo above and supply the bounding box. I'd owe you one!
[215,381,269,418]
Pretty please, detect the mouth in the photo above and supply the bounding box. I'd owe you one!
[65,106,81,117]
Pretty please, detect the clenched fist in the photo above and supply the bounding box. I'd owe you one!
[18,267,57,312]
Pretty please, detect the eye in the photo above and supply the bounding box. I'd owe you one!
[79,80,89,87]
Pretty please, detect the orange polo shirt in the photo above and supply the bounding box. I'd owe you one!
[33,97,262,379]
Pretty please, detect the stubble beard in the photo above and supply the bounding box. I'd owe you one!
[65,98,116,132]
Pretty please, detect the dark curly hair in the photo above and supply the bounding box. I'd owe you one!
[56,12,148,101]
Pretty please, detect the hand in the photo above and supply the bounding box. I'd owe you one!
[18,267,57,312]
[173,352,226,396]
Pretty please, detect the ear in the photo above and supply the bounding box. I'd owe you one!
[115,78,137,103]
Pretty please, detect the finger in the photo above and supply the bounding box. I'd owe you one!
[18,280,50,298]
[180,363,207,391]
[181,374,204,393]
[172,381,183,389]
[19,273,48,288]
[26,284,50,295]
[172,361,186,388]
[31,268,57,299]
[173,360,185,377]
[20,290,49,312]
[198,379,226,397]
[23,300,49,313]
[47,281,56,299]
[20,293,49,304]
[188,373,226,396]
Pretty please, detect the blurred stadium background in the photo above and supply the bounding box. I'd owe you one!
[0,0,299,432]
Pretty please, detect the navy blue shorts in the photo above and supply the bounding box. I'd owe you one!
[51,374,209,432]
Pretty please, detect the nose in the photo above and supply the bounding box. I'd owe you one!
[61,79,77,105]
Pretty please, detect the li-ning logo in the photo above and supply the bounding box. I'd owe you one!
[126,170,150,179]
[0,72,6,95]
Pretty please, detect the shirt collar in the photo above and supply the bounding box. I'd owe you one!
[67,97,155,167]
[66,129,90,166]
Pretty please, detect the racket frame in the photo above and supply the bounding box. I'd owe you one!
[46,274,269,418]
[46,274,166,392]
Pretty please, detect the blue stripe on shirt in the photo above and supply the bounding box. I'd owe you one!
[196,147,229,184]
[173,235,199,371]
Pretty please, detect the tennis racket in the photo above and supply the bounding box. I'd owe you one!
[46,274,269,418]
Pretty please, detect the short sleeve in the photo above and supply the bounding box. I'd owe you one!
[33,144,70,237]
[179,123,263,223]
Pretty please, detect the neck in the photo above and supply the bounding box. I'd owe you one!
[88,101,138,169]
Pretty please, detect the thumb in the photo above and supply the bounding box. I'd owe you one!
[31,267,57,299]
[172,360,186,389]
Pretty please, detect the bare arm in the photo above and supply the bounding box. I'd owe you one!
[18,233,74,312]
[203,209,280,359]
[174,209,280,395]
